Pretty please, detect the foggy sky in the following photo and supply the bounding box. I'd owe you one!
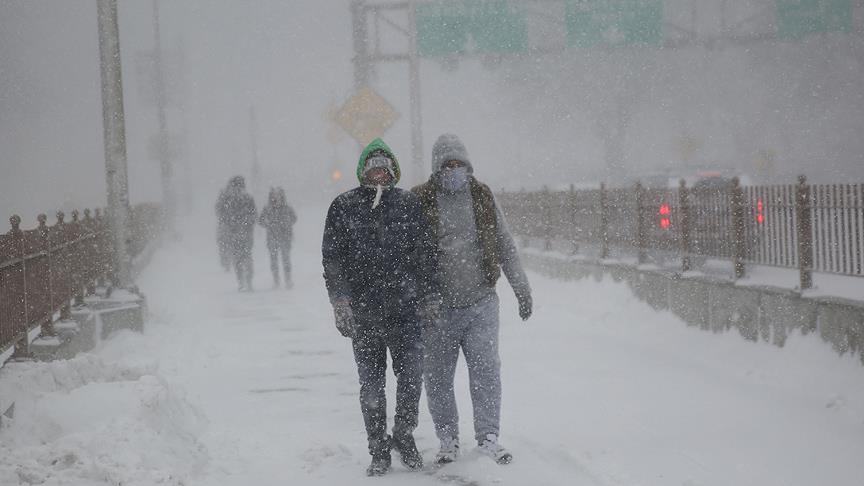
[1,1,863,227]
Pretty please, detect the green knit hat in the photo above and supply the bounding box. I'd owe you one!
[356,138,400,185]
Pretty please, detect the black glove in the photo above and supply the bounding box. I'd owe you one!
[517,293,532,321]
[418,294,443,327]
[332,299,356,338]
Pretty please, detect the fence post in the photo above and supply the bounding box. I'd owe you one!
[43,214,58,336]
[795,175,813,290]
[94,208,110,289]
[71,210,85,307]
[56,211,71,323]
[9,215,31,360]
[635,181,647,264]
[542,185,552,251]
[599,182,609,260]
[83,209,97,296]
[679,179,692,272]
[730,177,746,279]
[569,184,579,255]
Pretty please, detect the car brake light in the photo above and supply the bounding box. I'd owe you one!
[659,203,671,230]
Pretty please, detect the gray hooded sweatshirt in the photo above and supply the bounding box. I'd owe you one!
[430,134,531,308]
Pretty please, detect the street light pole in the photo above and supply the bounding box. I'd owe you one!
[152,0,175,232]
[249,106,262,199]
[96,0,131,288]
[407,0,424,184]
[351,0,371,91]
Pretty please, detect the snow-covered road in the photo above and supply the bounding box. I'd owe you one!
[2,207,863,486]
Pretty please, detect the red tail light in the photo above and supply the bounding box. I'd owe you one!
[658,203,671,230]
[756,199,764,224]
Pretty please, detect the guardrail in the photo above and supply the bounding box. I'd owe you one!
[0,204,162,358]
[499,176,864,288]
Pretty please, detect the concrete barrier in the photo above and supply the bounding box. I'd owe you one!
[523,250,864,365]
[18,290,145,363]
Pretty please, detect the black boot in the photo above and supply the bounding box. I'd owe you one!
[392,433,423,470]
[365,436,392,476]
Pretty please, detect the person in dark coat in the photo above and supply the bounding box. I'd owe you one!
[220,175,257,291]
[259,187,297,288]
[322,138,438,477]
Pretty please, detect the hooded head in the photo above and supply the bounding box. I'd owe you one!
[268,187,285,206]
[431,133,473,174]
[228,175,246,192]
[356,138,400,186]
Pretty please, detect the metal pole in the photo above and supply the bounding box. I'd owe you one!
[599,182,609,260]
[249,106,262,199]
[635,182,647,264]
[569,183,579,255]
[679,179,692,272]
[730,176,746,280]
[97,0,132,288]
[795,175,814,290]
[407,0,424,184]
[351,0,371,90]
[152,0,175,231]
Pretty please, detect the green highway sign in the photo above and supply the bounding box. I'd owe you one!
[566,0,663,48]
[417,2,468,57]
[416,0,527,57]
[775,0,853,40]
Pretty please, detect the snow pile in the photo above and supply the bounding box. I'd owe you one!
[0,333,208,486]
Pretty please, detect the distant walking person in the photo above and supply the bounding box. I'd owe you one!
[259,187,297,289]
[322,138,438,476]
[413,133,532,465]
[220,175,257,291]
[215,183,232,271]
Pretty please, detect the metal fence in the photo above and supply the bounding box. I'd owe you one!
[0,204,162,357]
[499,176,864,289]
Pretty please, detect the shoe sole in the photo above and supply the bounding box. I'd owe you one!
[495,453,513,465]
[400,458,424,470]
[393,445,423,470]
[366,468,390,477]
[435,456,457,465]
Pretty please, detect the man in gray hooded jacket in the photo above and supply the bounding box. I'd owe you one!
[413,133,532,465]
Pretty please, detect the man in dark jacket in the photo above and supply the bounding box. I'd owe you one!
[413,134,532,466]
[259,187,297,289]
[322,138,437,477]
[219,175,257,291]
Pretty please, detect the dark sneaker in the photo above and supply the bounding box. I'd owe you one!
[365,436,392,476]
[478,434,512,465]
[366,453,392,476]
[392,433,423,470]
[435,437,460,465]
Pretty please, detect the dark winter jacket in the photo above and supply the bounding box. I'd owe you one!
[259,203,296,244]
[322,140,438,327]
[219,190,257,235]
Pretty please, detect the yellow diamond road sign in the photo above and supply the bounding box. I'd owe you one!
[335,87,399,146]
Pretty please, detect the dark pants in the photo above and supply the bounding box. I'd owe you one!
[230,231,254,289]
[352,320,423,456]
[217,225,231,271]
[266,235,292,285]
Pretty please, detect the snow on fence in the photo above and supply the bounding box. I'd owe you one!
[0,204,162,358]
[499,176,864,288]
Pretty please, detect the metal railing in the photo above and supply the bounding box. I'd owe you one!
[0,204,162,357]
[499,176,864,289]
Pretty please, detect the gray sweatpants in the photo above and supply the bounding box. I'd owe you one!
[423,293,501,445]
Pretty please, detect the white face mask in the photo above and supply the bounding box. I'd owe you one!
[440,167,469,192]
